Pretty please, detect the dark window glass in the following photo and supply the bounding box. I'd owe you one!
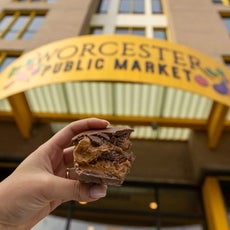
[1,13,45,40]
[0,16,13,33]
[115,28,129,34]
[222,16,230,33]
[99,186,157,212]
[220,181,230,215]
[119,0,144,13]
[223,56,230,67]
[160,217,204,229]
[96,0,110,13]
[89,27,103,34]
[132,28,145,36]
[153,28,167,40]
[212,0,223,3]
[119,0,130,13]
[73,184,158,226]
[28,16,44,30]
[21,15,45,39]
[152,0,163,13]
[133,0,145,13]
[3,16,29,39]
[0,56,17,72]
[62,183,205,228]
[115,27,145,36]
[158,188,204,216]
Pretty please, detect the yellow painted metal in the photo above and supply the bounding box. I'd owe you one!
[0,52,7,66]
[202,177,229,230]
[222,0,230,5]
[32,112,208,128]
[7,92,33,138]
[207,102,229,149]
[0,35,230,106]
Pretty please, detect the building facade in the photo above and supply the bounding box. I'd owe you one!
[0,0,230,229]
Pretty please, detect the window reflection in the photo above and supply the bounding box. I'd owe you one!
[212,0,223,3]
[89,27,103,34]
[119,0,145,14]
[0,12,45,40]
[0,56,18,72]
[4,16,29,39]
[115,28,130,34]
[223,56,230,68]
[52,183,205,229]
[152,0,163,14]
[35,215,204,230]
[220,180,230,224]
[222,15,230,33]
[153,28,167,40]
[115,27,145,36]
[21,16,45,39]
[132,28,145,36]
[133,0,145,13]
[96,0,110,13]
[0,16,13,33]
[119,0,130,13]
[224,61,230,67]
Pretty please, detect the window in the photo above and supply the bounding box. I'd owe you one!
[152,0,163,14]
[212,0,230,4]
[0,11,46,40]
[221,14,230,34]
[0,52,20,72]
[119,0,145,14]
[223,56,230,67]
[65,182,206,229]
[115,27,145,36]
[96,0,110,13]
[212,0,223,3]
[0,51,20,111]
[89,27,103,34]
[153,28,167,40]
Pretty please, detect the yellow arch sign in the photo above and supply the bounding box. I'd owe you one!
[1,35,230,106]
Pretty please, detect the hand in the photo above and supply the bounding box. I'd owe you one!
[0,118,109,229]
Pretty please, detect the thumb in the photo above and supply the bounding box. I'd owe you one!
[47,176,107,202]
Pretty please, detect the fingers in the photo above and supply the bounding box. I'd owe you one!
[45,118,110,151]
[88,184,107,200]
[48,175,107,202]
[63,146,74,167]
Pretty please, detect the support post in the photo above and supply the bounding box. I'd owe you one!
[7,93,33,138]
[207,102,229,149]
[202,177,229,230]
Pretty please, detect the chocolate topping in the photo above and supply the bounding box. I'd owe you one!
[72,126,134,186]
[72,127,133,147]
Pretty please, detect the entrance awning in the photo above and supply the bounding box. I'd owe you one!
[0,35,229,148]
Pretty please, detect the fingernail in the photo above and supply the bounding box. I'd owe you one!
[103,120,110,127]
[90,185,107,199]
[106,122,111,128]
